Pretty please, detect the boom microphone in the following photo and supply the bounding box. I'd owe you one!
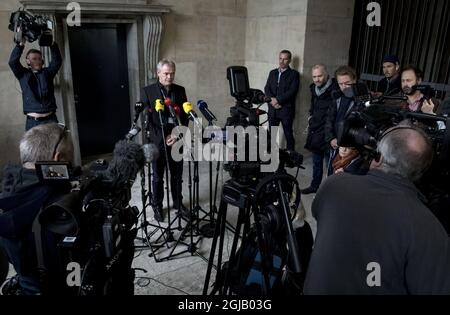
[106,140,145,188]
[197,100,217,123]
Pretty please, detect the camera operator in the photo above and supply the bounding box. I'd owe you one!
[304,125,450,295]
[399,65,440,114]
[140,59,189,222]
[8,36,62,131]
[302,64,337,195]
[0,123,73,295]
[264,50,300,151]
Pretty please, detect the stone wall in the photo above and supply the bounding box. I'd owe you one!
[0,0,355,172]
[156,0,247,126]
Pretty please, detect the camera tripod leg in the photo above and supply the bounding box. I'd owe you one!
[203,197,228,295]
[277,180,302,274]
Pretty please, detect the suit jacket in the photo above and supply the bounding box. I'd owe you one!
[264,67,300,118]
[140,82,189,147]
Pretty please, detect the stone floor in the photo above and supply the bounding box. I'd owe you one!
[130,153,317,295]
[2,153,318,295]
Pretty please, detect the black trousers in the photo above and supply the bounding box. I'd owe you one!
[151,145,184,209]
[269,113,295,151]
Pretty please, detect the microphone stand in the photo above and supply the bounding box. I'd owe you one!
[199,119,218,238]
[157,112,206,262]
[135,111,171,261]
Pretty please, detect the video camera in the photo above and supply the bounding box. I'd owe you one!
[33,140,145,295]
[337,99,450,233]
[223,66,303,183]
[8,9,53,46]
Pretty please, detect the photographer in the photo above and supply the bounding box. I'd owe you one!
[304,125,450,295]
[399,65,440,114]
[8,37,62,131]
[0,123,73,295]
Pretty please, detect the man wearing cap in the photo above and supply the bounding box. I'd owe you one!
[373,55,401,98]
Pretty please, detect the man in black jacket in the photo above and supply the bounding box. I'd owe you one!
[302,64,337,194]
[9,39,62,130]
[304,125,450,295]
[0,123,74,295]
[264,50,300,151]
[140,59,189,222]
[324,66,365,175]
[373,55,401,97]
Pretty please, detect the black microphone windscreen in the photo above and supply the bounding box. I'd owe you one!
[106,140,145,187]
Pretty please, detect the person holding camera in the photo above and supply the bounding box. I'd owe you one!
[8,36,62,131]
[0,123,73,295]
[399,65,440,114]
[140,59,190,222]
[304,125,450,295]
[264,50,300,151]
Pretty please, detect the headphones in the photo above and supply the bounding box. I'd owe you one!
[373,125,422,163]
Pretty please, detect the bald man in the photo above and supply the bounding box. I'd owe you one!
[304,125,450,295]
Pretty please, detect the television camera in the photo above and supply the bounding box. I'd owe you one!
[337,82,450,233]
[34,139,145,295]
[8,8,54,46]
[203,66,313,296]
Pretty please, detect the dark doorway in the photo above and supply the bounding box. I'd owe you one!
[68,24,131,158]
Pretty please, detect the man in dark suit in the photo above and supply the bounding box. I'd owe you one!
[264,50,300,151]
[140,59,189,222]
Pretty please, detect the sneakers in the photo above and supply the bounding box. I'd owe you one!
[1,275,24,295]
[300,186,318,195]
[153,206,164,222]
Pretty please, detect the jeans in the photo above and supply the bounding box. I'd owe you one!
[310,151,329,190]
[0,236,40,295]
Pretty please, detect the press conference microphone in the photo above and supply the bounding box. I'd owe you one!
[197,100,217,123]
[133,101,145,124]
[155,98,165,126]
[165,101,179,126]
[126,125,141,141]
[183,102,200,124]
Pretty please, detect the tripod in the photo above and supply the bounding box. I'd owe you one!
[203,173,303,295]
[156,139,207,262]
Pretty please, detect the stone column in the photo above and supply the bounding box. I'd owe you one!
[143,15,163,85]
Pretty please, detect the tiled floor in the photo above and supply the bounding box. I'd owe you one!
[1,152,319,295]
